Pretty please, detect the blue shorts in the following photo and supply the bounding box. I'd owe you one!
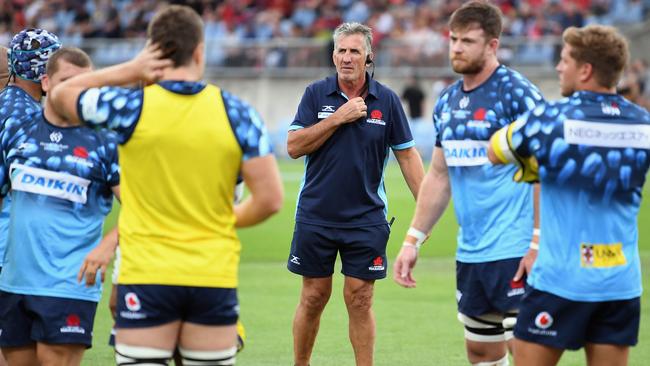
[0,291,97,347]
[456,258,525,317]
[116,285,238,328]
[514,288,640,350]
[287,223,390,280]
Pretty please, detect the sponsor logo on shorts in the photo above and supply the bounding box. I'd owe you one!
[125,292,141,311]
[580,242,627,268]
[507,279,525,297]
[527,311,557,337]
[456,290,462,303]
[290,255,301,265]
[368,256,385,271]
[121,292,147,319]
[60,314,85,334]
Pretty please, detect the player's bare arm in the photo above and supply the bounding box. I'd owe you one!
[393,147,451,288]
[234,155,283,227]
[50,43,172,124]
[393,147,425,200]
[287,97,367,158]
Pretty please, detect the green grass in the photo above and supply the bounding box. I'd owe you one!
[83,159,650,365]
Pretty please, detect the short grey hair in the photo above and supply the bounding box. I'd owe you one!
[333,22,372,56]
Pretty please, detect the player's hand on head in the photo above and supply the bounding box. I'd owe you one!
[335,97,367,124]
[393,246,418,288]
[133,41,173,85]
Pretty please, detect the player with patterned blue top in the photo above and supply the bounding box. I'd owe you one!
[51,5,283,366]
[393,2,544,365]
[0,28,61,274]
[0,47,120,366]
[489,25,649,366]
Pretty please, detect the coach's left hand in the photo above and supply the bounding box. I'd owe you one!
[393,245,418,288]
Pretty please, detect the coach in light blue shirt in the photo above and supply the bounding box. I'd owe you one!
[286,22,424,366]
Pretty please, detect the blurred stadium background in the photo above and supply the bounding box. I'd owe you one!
[3,0,650,365]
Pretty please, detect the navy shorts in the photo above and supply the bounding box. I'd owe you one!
[116,285,238,328]
[514,288,640,350]
[287,223,390,280]
[0,291,97,347]
[456,258,525,317]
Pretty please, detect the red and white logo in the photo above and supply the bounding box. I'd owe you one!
[368,256,385,271]
[366,109,386,126]
[507,278,525,297]
[67,314,81,327]
[125,292,141,312]
[60,313,85,334]
[601,102,620,116]
[473,108,486,121]
[535,311,553,329]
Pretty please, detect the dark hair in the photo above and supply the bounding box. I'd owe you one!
[46,47,92,76]
[147,5,204,67]
[449,1,503,40]
[563,25,629,89]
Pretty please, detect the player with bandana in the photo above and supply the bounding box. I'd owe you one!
[0,47,120,366]
[489,25,649,366]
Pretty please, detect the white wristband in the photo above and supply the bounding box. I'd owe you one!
[403,241,421,252]
[533,228,540,236]
[529,242,539,250]
[407,227,427,246]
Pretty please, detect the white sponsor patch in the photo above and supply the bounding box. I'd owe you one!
[317,112,333,119]
[564,119,650,149]
[441,140,489,166]
[10,163,90,204]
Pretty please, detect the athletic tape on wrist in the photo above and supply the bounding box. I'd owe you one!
[407,227,427,246]
[532,228,541,236]
[529,242,539,250]
[402,241,421,252]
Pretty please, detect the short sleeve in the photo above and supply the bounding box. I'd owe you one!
[290,86,316,131]
[222,90,273,161]
[388,91,414,150]
[432,99,445,148]
[77,86,144,144]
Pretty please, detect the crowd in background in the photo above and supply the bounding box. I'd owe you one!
[1,0,649,114]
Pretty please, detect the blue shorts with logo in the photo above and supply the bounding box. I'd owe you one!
[456,257,525,317]
[116,285,238,328]
[0,291,97,347]
[514,288,640,350]
[287,223,390,280]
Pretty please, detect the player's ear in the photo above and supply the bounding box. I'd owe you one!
[578,62,593,84]
[41,74,51,93]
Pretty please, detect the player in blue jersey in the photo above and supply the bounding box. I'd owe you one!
[0,47,120,366]
[287,22,425,366]
[0,28,61,273]
[488,25,649,366]
[393,2,544,365]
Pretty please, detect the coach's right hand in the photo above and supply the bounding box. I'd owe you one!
[333,97,367,124]
[394,245,418,288]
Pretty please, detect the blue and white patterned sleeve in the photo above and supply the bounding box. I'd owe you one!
[99,130,120,187]
[222,90,273,161]
[77,86,144,144]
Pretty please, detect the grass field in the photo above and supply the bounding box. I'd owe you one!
[83,159,650,365]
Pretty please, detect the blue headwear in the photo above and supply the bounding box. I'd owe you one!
[8,28,61,83]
